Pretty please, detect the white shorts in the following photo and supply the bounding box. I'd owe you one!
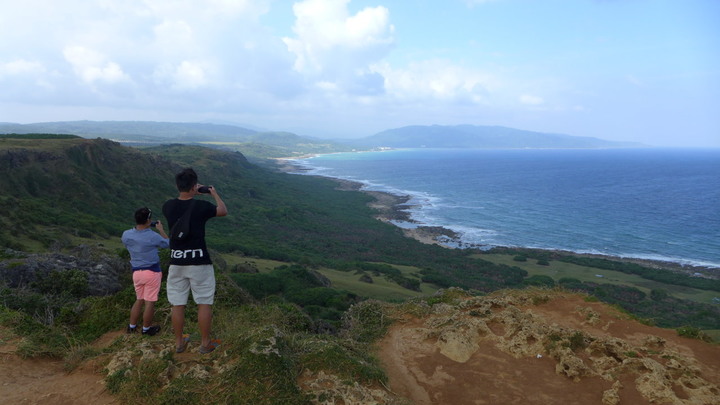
[166,264,216,306]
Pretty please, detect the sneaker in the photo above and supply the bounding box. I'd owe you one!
[127,325,138,334]
[199,339,221,354]
[142,325,161,336]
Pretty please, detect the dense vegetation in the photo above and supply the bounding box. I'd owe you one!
[556,279,719,330]
[0,121,355,159]
[557,255,720,292]
[0,133,81,140]
[0,136,528,293]
[0,134,718,403]
[0,135,718,353]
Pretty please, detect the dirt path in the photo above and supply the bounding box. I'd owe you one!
[0,329,119,405]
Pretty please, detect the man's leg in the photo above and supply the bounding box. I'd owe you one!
[198,304,212,348]
[171,305,186,347]
[130,271,145,329]
[142,272,162,328]
[130,299,144,326]
[142,301,156,328]
[167,265,190,349]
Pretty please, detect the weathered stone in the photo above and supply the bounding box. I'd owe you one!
[0,246,126,296]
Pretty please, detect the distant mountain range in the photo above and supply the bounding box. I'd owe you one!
[0,120,354,158]
[0,121,646,152]
[353,124,645,149]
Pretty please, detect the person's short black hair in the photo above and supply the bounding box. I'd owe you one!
[175,168,198,192]
[134,207,152,225]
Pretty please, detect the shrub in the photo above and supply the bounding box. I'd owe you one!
[341,300,391,344]
[650,289,669,301]
[566,331,588,351]
[676,326,712,342]
[523,275,555,287]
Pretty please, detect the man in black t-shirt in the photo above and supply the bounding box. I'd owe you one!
[163,168,227,354]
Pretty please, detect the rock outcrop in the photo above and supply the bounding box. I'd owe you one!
[379,289,720,405]
[0,245,126,296]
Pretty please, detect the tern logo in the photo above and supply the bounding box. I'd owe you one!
[171,249,204,259]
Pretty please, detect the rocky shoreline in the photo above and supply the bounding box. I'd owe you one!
[276,159,720,279]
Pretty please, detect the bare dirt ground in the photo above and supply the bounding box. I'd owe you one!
[1,295,719,405]
[378,293,720,405]
[0,328,119,405]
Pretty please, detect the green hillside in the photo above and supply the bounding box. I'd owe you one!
[0,135,525,293]
[1,134,716,404]
[0,121,355,159]
[1,134,718,339]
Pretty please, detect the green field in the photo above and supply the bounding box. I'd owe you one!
[229,256,438,302]
[477,253,720,305]
[315,264,438,301]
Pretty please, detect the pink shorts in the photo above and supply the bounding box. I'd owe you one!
[133,270,162,302]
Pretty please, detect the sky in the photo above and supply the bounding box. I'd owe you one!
[1,0,718,147]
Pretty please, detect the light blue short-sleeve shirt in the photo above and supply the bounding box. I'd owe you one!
[121,227,170,271]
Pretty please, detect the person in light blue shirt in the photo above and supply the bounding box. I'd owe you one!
[121,207,169,335]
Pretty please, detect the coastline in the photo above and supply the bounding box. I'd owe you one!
[319,175,460,247]
[275,158,720,279]
[275,157,462,247]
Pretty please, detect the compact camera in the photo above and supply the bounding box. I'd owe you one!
[198,186,212,194]
[150,221,158,227]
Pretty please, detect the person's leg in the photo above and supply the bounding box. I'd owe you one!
[142,301,155,328]
[141,271,162,328]
[167,265,190,349]
[188,264,216,348]
[129,271,145,329]
[129,299,143,327]
[198,304,212,348]
[171,305,186,347]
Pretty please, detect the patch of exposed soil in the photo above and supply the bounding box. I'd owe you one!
[378,290,720,405]
[0,328,119,405]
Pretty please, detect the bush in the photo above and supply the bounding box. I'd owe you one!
[230,273,284,299]
[523,275,555,287]
[676,326,713,342]
[650,289,669,301]
[31,269,89,298]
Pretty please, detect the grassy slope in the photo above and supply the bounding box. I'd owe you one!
[1,135,718,403]
[1,136,718,335]
[0,136,525,292]
[479,253,719,306]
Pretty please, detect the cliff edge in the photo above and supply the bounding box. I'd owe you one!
[378,289,719,405]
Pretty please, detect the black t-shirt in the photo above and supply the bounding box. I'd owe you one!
[162,198,217,265]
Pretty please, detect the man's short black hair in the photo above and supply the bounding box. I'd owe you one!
[134,207,151,225]
[175,168,198,192]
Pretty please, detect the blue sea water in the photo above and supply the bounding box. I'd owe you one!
[294,148,720,269]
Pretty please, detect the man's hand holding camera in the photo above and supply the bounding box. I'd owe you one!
[196,184,227,217]
[150,219,168,239]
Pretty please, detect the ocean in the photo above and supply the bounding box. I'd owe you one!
[293,148,720,269]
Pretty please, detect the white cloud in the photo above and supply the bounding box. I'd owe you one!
[153,61,212,91]
[0,0,509,124]
[63,46,130,84]
[282,0,394,90]
[152,20,196,54]
[374,60,496,104]
[0,59,45,77]
[519,94,544,105]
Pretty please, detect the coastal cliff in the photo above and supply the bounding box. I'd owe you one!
[3,288,718,404]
